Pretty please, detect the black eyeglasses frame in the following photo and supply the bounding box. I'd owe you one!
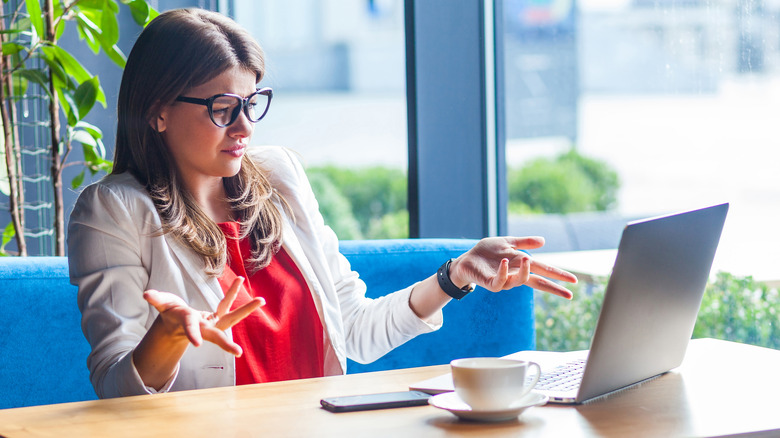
[175,87,273,128]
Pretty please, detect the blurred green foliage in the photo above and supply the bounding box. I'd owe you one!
[535,272,780,351]
[508,149,620,214]
[306,166,409,240]
[694,272,780,349]
[306,148,618,239]
[535,281,605,352]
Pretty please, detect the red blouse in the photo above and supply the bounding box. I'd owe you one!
[217,222,325,385]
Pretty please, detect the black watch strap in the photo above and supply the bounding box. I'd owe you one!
[437,259,475,300]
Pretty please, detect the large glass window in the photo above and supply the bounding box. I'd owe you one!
[231,0,408,240]
[504,0,780,351]
[503,0,779,276]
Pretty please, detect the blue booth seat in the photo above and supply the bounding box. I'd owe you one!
[0,257,94,409]
[339,239,535,374]
[0,239,534,409]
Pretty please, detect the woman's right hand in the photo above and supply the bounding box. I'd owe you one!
[142,277,265,356]
[133,277,264,390]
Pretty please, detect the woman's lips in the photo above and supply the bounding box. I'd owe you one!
[222,145,245,158]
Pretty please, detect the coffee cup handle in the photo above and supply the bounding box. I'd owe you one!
[519,361,542,398]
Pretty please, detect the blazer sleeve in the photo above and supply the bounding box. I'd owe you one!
[68,180,175,398]
[263,147,443,364]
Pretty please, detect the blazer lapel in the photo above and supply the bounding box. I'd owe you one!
[163,233,224,312]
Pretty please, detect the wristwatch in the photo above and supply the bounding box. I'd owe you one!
[437,259,475,300]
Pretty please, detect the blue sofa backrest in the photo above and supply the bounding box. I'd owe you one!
[0,257,95,409]
[0,239,534,409]
[339,239,535,374]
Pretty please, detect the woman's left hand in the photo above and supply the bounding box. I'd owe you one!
[448,236,577,299]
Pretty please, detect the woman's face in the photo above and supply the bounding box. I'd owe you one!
[156,66,257,191]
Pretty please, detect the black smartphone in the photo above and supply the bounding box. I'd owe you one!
[320,390,431,413]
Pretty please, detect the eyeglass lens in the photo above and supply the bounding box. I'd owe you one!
[211,92,268,127]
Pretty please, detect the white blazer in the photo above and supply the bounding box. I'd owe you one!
[68,146,441,399]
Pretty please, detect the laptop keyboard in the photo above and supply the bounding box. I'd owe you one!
[534,359,587,392]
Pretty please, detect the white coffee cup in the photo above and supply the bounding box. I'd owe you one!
[450,357,541,411]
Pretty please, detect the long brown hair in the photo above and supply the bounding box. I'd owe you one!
[113,8,285,275]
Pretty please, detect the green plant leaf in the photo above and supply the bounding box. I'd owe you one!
[75,121,104,140]
[14,69,54,101]
[74,127,111,174]
[100,42,127,68]
[147,6,159,22]
[55,16,67,41]
[36,51,69,86]
[8,17,32,34]
[42,45,107,106]
[81,141,112,175]
[76,12,104,50]
[71,129,97,148]
[100,0,120,46]
[95,138,107,162]
[0,125,9,196]
[0,222,16,256]
[0,28,24,35]
[41,46,89,82]
[74,0,105,9]
[76,17,101,54]
[15,68,48,88]
[71,170,86,190]
[57,87,79,126]
[9,74,29,95]
[82,140,100,162]
[77,5,124,66]
[26,0,44,40]
[74,76,99,120]
[123,0,151,25]
[2,43,25,56]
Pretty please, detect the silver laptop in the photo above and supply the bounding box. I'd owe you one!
[411,203,729,404]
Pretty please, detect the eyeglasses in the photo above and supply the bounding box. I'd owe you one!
[175,87,273,128]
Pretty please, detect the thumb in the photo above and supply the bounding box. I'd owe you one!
[143,289,180,313]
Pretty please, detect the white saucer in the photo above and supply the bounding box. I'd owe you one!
[428,391,549,422]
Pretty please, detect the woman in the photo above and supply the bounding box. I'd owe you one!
[68,8,577,399]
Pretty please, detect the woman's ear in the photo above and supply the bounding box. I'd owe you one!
[149,105,168,133]
[152,111,167,133]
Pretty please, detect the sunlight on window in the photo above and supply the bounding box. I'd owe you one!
[504,0,780,284]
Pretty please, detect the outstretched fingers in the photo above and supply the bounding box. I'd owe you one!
[216,277,244,316]
[530,259,578,284]
[494,253,532,291]
[526,274,574,300]
[202,326,243,357]
[507,236,546,251]
[216,297,265,330]
[502,251,577,298]
[487,258,510,291]
[143,290,206,345]
[209,296,265,356]
[143,289,186,313]
[184,312,205,347]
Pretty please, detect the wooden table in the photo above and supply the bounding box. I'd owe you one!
[1,339,779,438]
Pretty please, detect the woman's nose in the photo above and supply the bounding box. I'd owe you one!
[228,108,254,137]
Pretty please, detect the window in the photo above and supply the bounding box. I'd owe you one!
[231,0,409,239]
[499,0,780,351]
[503,0,778,284]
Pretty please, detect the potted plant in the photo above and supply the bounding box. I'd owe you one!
[1,0,156,256]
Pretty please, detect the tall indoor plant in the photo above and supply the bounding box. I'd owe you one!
[1,0,156,255]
